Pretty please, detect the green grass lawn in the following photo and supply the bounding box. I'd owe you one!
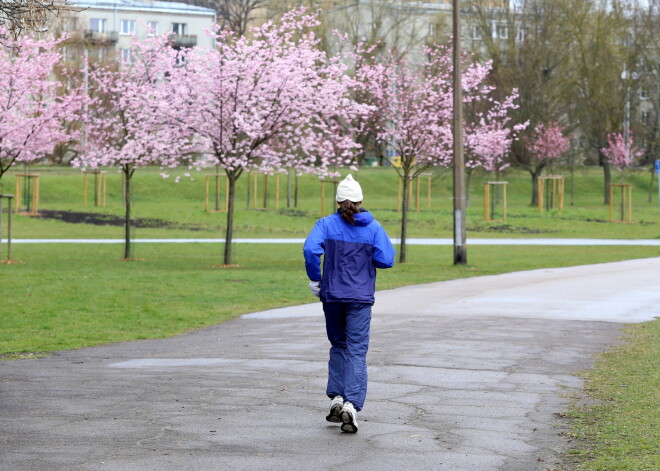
[1,165,659,241]
[563,320,659,471]
[1,243,658,354]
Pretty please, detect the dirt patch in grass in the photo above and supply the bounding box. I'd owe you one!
[465,223,557,234]
[483,224,554,234]
[277,209,309,217]
[34,210,214,231]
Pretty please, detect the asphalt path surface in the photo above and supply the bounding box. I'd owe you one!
[1,257,658,471]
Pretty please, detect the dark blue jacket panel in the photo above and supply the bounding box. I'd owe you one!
[303,210,395,304]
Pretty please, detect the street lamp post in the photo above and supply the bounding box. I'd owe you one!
[452,0,467,264]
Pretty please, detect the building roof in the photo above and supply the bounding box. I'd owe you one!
[70,0,216,17]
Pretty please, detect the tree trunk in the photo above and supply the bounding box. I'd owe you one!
[215,164,221,211]
[399,173,410,264]
[531,171,538,206]
[223,170,237,265]
[123,165,134,260]
[287,168,291,208]
[494,166,501,205]
[569,152,575,206]
[246,171,251,209]
[601,153,611,204]
[647,168,655,204]
[530,164,545,206]
[465,169,472,208]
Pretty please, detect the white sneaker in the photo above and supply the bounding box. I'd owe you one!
[326,395,343,423]
[340,401,358,433]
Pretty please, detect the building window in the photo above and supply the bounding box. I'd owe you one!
[120,19,136,35]
[63,17,78,31]
[494,23,508,39]
[120,48,133,63]
[89,18,107,33]
[61,46,78,62]
[146,21,159,36]
[90,47,107,61]
[172,23,187,35]
[639,88,649,100]
[428,23,438,37]
[641,111,651,126]
[471,25,482,40]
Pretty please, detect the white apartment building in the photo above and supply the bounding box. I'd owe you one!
[61,0,216,63]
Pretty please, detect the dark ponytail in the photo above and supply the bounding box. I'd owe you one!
[339,200,361,225]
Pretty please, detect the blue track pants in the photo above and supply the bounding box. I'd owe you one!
[323,302,372,411]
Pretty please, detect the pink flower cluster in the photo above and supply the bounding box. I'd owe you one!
[0,29,82,178]
[601,132,644,171]
[352,44,523,176]
[72,34,187,173]
[72,9,365,180]
[526,122,570,163]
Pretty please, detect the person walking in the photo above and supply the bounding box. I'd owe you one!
[303,174,395,433]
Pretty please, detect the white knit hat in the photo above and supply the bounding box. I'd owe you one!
[336,174,363,203]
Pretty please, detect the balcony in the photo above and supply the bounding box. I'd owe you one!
[171,34,197,49]
[83,30,119,44]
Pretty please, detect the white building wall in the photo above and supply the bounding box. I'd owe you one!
[71,0,216,50]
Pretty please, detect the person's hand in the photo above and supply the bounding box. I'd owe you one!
[309,281,321,298]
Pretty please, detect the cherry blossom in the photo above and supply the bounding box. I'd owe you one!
[163,9,367,265]
[353,44,522,262]
[601,132,644,172]
[72,34,184,259]
[0,29,82,180]
[522,122,571,203]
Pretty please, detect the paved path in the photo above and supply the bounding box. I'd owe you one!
[5,237,660,245]
[1,257,658,471]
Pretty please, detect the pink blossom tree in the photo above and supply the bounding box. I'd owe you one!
[165,9,364,265]
[464,94,526,206]
[73,35,184,259]
[601,132,644,176]
[522,122,571,204]
[354,45,522,262]
[0,29,82,182]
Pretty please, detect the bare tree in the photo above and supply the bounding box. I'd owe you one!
[0,0,78,38]
[465,0,568,204]
[554,0,637,204]
[318,0,449,62]
[216,0,266,36]
[466,0,651,205]
[633,1,660,163]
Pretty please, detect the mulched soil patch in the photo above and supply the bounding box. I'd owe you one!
[484,224,551,234]
[33,210,212,231]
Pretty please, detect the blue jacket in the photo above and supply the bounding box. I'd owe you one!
[303,209,395,304]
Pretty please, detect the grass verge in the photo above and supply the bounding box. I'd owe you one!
[1,243,658,354]
[562,320,659,471]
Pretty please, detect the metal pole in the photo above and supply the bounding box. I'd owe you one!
[452,0,467,264]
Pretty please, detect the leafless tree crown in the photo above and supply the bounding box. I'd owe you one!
[1,0,78,37]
